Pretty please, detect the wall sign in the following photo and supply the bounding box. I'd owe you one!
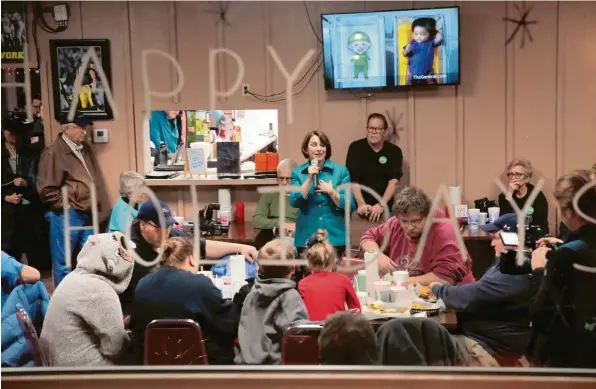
[1,2,27,64]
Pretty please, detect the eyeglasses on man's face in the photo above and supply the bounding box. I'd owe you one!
[367,126,385,134]
[397,217,425,227]
[277,176,290,183]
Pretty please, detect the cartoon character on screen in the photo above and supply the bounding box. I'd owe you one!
[348,31,372,80]
[403,17,442,85]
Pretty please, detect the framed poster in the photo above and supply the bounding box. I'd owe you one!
[1,2,27,64]
[49,39,113,121]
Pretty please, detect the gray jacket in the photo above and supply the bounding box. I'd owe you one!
[40,233,134,366]
[235,276,308,364]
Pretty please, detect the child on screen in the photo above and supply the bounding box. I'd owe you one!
[403,17,443,85]
[298,229,361,321]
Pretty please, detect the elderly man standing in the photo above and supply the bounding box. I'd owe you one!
[37,114,101,287]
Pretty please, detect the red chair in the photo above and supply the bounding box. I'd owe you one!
[144,319,208,365]
[282,323,323,365]
[15,305,48,366]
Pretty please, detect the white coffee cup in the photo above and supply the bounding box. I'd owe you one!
[392,270,409,288]
[356,291,368,308]
[373,281,391,303]
[488,207,500,223]
[479,212,488,225]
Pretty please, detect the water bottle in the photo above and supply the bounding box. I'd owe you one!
[235,200,245,223]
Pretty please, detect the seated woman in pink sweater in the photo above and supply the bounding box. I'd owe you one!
[360,186,474,286]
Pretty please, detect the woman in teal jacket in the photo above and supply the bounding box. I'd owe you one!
[149,111,182,154]
[290,130,356,261]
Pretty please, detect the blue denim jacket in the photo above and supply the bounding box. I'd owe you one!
[289,159,356,248]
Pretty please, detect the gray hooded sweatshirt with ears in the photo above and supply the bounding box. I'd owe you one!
[40,233,134,366]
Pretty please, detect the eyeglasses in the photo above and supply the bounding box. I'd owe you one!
[398,217,424,227]
[506,172,526,179]
[277,176,290,183]
[367,126,385,134]
[145,221,171,232]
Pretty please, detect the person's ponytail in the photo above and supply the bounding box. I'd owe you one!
[160,237,193,267]
[304,229,336,270]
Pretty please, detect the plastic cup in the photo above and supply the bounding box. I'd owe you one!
[392,270,409,288]
[468,208,480,229]
[488,207,500,223]
[373,281,391,303]
[355,270,367,293]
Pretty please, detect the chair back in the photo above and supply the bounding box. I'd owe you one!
[144,319,208,365]
[282,322,323,365]
[15,305,48,366]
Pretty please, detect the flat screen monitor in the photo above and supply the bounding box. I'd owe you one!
[321,6,460,90]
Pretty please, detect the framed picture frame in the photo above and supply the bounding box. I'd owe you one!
[1,1,27,64]
[49,39,113,121]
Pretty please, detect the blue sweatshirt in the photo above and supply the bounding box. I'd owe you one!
[432,258,535,358]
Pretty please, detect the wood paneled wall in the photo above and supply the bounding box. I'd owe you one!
[29,1,596,228]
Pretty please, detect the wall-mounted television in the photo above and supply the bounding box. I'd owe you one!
[321,6,460,90]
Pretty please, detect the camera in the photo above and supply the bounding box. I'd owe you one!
[500,224,555,275]
[198,203,229,237]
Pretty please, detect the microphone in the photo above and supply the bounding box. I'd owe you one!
[311,159,319,188]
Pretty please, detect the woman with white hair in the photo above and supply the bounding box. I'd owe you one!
[252,159,299,249]
[498,158,549,233]
[108,171,148,233]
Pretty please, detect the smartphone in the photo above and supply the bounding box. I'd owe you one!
[500,231,520,246]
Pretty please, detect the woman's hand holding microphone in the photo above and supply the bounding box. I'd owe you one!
[307,163,319,182]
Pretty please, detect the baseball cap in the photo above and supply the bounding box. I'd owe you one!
[59,113,93,128]
[480,213,519,233]
[137,201,177,227]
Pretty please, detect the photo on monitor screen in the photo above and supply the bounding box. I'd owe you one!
[321,7,460,90]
